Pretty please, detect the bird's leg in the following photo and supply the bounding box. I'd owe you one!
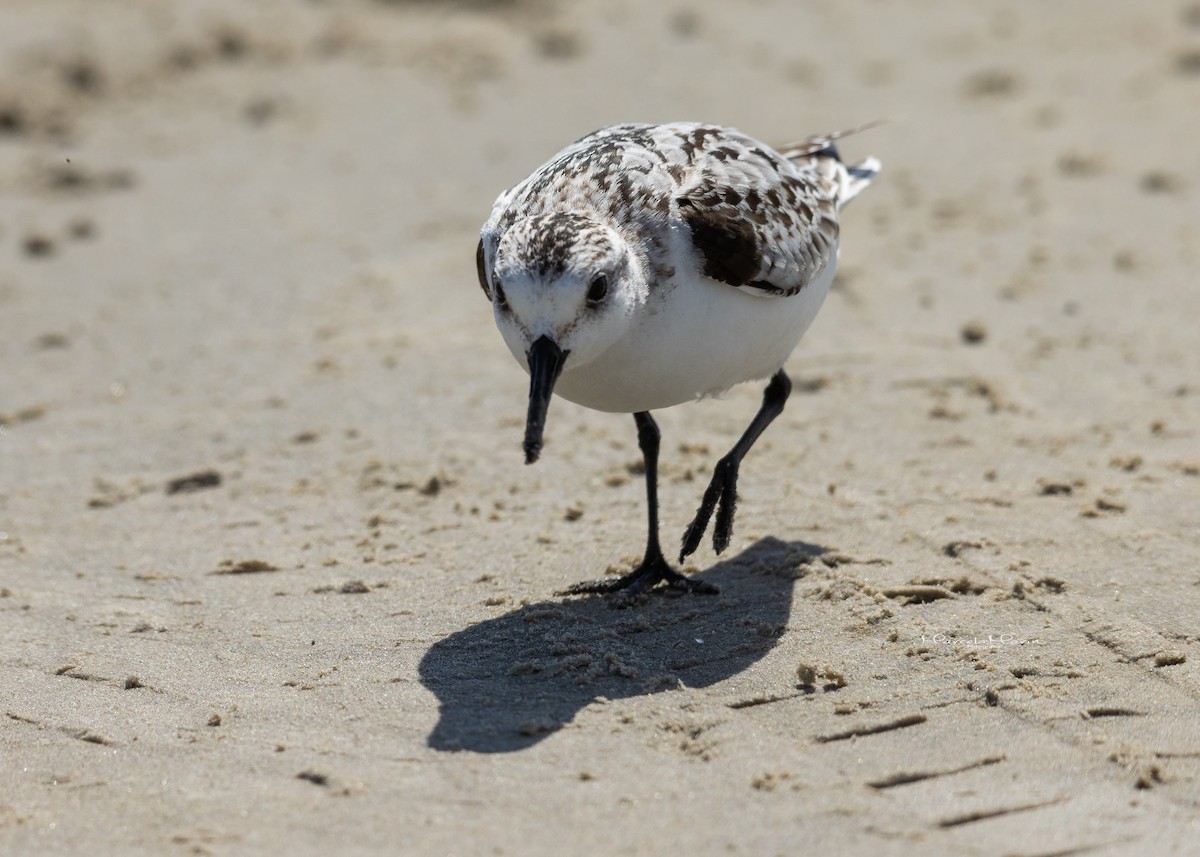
[680,370,792,563]
[563,412,717,597]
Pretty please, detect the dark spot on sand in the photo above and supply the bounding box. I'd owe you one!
[216,29,249,60]
[23,235,56,258]
[668,9,701,38]
[212,559,279,575]
[1038,481,1073,496]
[1175,49,1200,76]
[533,30,582,60]
[297,770,329,786]
[1140,171,1184,194]
[0,105,25,135]
[943,540,983,558]
[67,218,96,240]
[166,469,222,495]
[244,97,280,125]
[35,332,70,349]
[1058,152,1104,177]
[960,321,988,344]
[63,60,103,94]
[963,68,1019,98]
[313,580,371,595]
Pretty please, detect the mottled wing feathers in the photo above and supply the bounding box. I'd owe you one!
[676,200,764,289]
[664,124,840,297]
[479,122,879,301]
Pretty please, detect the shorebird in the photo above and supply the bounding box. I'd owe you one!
[477,122,879,596]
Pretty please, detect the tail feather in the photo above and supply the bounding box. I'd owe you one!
[776,120,884,210]
[839,155,881,207]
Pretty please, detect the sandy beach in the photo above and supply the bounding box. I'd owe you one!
[3,1,1199,853]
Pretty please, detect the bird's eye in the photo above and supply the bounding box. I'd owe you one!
[586,274,609,304]
[493,281,508,308]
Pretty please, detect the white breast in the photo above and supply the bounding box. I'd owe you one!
[549,257,836,414]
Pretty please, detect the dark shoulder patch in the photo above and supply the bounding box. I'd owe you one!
[678,198,762,288]
[476,237,490,299]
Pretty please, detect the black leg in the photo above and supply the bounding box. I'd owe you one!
[635,410,665,564]
[563,412,717,599]
[679,370,791,563]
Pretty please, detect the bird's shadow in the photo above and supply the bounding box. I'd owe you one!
[418,537,825,753]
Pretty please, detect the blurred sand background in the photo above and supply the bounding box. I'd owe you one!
[2,1,1199,854]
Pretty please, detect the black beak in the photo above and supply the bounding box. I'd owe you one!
[523,335,568,465]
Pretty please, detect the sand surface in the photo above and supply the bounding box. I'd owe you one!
[3,1,1200,854]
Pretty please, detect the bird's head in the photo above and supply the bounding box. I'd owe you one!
[481,212,645,464]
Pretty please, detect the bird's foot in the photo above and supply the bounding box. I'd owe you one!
[679,457,739,563]
[561,551,718,602]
